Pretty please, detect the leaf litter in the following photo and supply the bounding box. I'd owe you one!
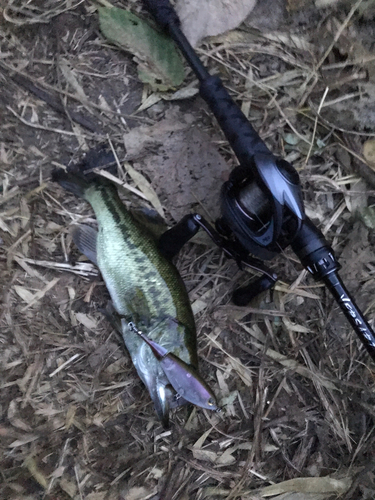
[1,1,375,499]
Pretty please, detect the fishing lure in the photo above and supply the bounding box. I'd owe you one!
[128,321,218,411]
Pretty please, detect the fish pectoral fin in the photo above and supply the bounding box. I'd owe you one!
[71,224,98,265]
[102,302,125,332]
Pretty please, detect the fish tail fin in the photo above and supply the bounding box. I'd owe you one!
[51,147,116,197]
[51,169,91,198]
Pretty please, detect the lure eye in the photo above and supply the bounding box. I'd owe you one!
[207,397,215,407]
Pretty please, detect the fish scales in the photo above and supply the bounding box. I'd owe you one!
[87,184,195,333]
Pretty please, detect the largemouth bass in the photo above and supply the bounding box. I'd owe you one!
[52,156,217,425]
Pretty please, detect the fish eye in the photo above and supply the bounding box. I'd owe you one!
[207,397,215,407]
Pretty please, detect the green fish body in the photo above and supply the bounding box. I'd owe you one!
[53,166,200,425]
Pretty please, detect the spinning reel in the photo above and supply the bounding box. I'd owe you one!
[142,0,375,361]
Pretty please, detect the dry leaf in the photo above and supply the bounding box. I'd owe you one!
[123,161,164,217]
[344,179,368,214]
[59,59,88,104]
[192,448,218,463]
[261,476,351,497]
[59,477,77,497]
[24,456,48,489]
[74,312,97,330]
[228,357,253,387]
[165,87,199,100]
[216,448,236,465]
[137,93,162,112]
[363,139,375,169]
[315,0,340,6]
[176,0,257,46]
[20,198,30,229]
[85,493,107,500]
[7,400,32,431]
[191,298,208,315]
[193,428,213,448]
[14,285,35,304]
[20,277,60,312]
[120,486,155,500]
[124,113,230,220]
[9,434,39,447]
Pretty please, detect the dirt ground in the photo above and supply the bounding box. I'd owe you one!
[1,1,375,499]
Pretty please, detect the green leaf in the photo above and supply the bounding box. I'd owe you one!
[98,7,185,91]
[358,206,375,230]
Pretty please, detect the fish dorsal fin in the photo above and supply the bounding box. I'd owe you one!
[71,224,98,266]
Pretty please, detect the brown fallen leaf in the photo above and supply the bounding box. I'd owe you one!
[261,475,351,497]
[24,456,48,489]
[176,0,257,46]
[363,139,375,169]
[119,486,156,500]
[315,0,340,6]
[123,161,164,217]
[124,113,230,220]
[75,312,98,331]
[287,0,314,11]
[191,448,218,463]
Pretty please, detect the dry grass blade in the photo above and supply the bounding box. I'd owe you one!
[3,0,85,25]
[238,322,338,391]
[123,161,164,217]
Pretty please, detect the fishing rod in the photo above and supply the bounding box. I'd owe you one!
[142,0,375,362]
